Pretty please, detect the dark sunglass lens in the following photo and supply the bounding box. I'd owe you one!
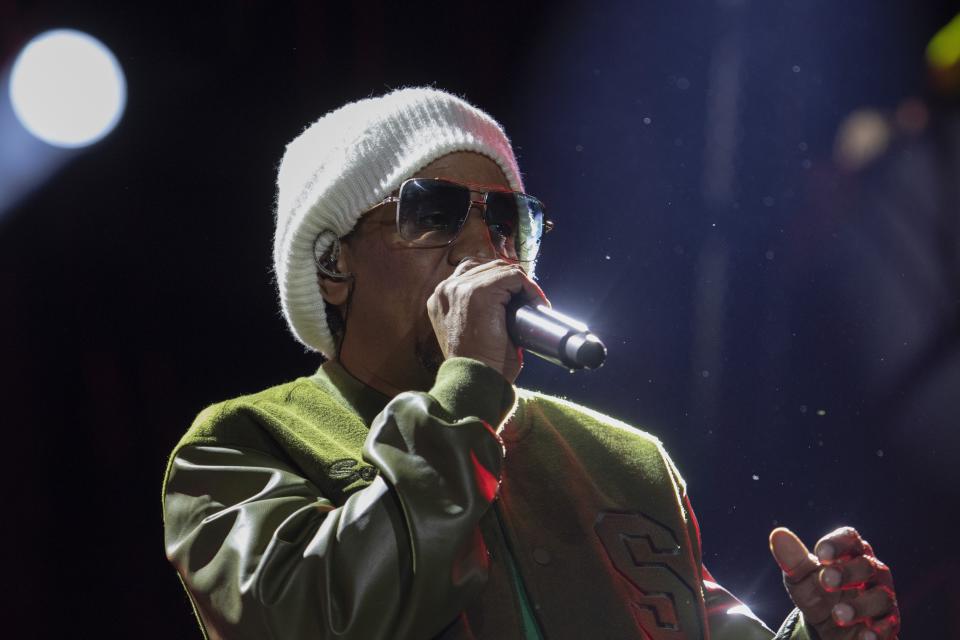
[484,193,518,236]
[398,179,470,246]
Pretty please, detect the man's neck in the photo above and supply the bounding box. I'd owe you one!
[336,343,434,398]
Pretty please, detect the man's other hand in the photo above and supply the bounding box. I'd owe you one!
[769,526,900,640]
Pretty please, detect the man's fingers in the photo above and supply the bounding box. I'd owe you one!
[868,612,901,640]
[815,526,869,564]
[770,527,819,582]
[831,586,896,629]
[452,257,507,277]
[463,262,549,307]
[819,555,884,591]
[518,272,549,307]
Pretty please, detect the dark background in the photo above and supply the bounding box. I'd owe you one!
[1,1,958,637]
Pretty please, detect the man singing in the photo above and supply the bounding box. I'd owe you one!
[162,88,899,639]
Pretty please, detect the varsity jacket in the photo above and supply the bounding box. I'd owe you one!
[162,357,814,639]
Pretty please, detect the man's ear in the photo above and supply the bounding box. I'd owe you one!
[317,237,353,306]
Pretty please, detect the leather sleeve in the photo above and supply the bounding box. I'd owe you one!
[703,574,817,639]
[700,564,776,640]
[163,358,515,640]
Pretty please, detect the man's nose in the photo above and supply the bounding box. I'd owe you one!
[448,206,497,263]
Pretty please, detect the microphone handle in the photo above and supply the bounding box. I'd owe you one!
[506,298,607,370]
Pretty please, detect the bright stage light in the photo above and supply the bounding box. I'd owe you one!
[9,29,126,148]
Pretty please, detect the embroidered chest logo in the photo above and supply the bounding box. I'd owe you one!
[328,458,378,485]
[595,512,700,640]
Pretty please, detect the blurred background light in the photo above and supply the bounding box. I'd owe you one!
[9,29,125,148]
[928,12,960,94]
[926,12,960,69]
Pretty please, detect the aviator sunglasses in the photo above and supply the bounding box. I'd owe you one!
[365,178,554,265]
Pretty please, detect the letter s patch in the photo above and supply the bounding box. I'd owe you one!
[595,512,703,639]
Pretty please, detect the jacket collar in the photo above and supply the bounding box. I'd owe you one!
[310,359,391,427]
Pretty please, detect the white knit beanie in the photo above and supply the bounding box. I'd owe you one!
[274,87,527,357]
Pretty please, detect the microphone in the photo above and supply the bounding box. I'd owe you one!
[506,297,607,371]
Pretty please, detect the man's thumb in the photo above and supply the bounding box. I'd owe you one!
[769,527,819,582]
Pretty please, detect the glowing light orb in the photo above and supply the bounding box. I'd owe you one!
[9,29,126,148]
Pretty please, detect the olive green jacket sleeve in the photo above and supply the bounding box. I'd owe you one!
[163,359,515,640]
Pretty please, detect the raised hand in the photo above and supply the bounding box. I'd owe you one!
[769,526,899,640]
